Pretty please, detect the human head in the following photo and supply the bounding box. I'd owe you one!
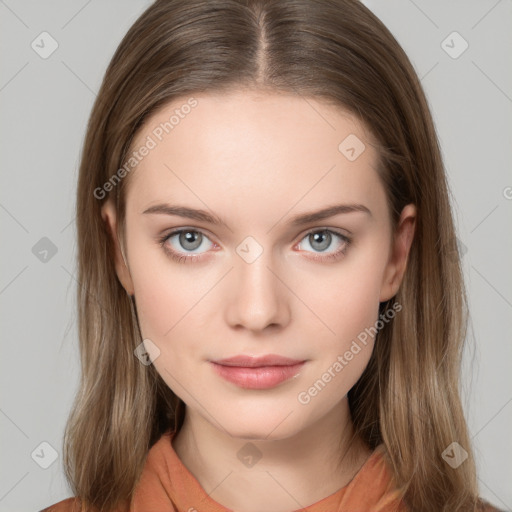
[66,1,477,511]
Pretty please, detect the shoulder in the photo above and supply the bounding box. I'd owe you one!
[39,497,83,512]
[476,497,506,512]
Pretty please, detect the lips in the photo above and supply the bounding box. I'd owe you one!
[209,354,307,389]
[212,354,305,368]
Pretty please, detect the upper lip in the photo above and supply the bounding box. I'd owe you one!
[211,354,306,367]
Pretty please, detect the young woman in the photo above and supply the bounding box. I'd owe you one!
[41,1,503,511]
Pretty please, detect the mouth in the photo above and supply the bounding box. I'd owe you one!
[211,354,305,367]
[209,356,307,389]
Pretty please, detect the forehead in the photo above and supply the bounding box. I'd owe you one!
[125,90,384,216]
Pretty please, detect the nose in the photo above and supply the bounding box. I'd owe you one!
[224,249,290,333]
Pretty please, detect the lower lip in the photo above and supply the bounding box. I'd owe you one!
[210,361,306,389]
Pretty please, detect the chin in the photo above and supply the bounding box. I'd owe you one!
[220,415,304,442]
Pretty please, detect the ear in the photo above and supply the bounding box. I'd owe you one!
[101,199,135,296]
[379,203,417,302]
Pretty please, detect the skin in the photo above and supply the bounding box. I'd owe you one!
[101,89,416,512]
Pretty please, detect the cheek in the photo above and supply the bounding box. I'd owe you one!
[300,280,383,407]
[132,268,206,340]
[298,244,388,393]
[124,225,184,330]
[332,271,382,341]
[304,249,386,342]
[128,240,216,353]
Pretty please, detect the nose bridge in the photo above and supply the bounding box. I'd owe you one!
[227,234,288,331]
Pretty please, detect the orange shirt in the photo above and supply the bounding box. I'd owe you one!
[41,430,407,512]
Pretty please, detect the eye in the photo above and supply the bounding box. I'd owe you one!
[295,229,352,262]
[158,227,352,264]
[158,229,215,263]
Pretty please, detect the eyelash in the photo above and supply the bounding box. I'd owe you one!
[157,228,352,264]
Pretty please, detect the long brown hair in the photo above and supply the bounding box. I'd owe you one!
[64,0,491,510]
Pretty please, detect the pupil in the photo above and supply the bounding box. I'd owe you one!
[182,231,201,250]
[311,231,330,251]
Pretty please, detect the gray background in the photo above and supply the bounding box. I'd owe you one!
[1,1,511,511]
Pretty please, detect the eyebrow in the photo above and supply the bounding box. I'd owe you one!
[142,203,372,227]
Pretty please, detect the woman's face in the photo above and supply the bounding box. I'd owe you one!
[102,90,415,439]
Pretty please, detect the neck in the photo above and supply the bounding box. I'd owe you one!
[172,397,372,512]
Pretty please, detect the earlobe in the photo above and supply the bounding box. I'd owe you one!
[379,204,417,303]
[100,199,135,296]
